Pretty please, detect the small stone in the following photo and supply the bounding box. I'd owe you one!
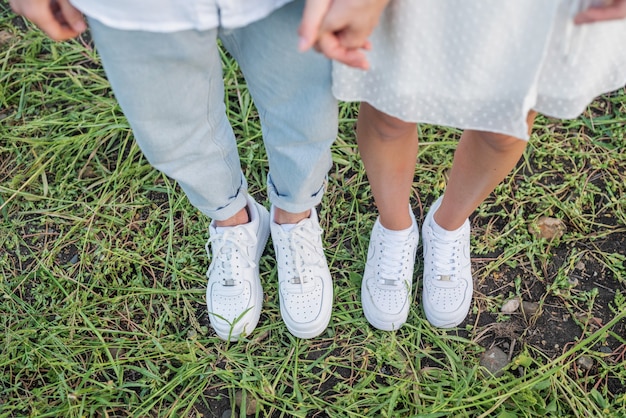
[480,347,509,377]
[574,313,588,326]
[235,391,257,415]
[528,216,566,240]
[598,346,612,354]
[80,165,97,179]
[522,301,539,317]
[221,410,233,418]
[0,30,13,46]
[577,356,594,371]
[575,261,585,271]
[501,298,520,314]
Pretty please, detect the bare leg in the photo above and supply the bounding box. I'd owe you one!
[214,208,250,227]
[215,206,310,227]
[273,208,311,224]
[434,111,538,230]
[357,102,419,230]
[357,103,420,331]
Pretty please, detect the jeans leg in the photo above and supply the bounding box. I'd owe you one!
[88,19,248,221]
[220,0,338,214]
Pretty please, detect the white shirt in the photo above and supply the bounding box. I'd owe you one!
[70,0,293,31]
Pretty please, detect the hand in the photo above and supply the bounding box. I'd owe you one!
[574,0,626,24]
[9,0,86,41]
[299,0,390,70]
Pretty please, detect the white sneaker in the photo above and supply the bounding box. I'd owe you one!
[205,195,270,341]
[361,210,419,331]
[421,196,473,328]
[270,206,332,338]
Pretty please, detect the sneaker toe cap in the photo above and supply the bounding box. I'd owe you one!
[280,277,332,338]
[365,281,410,315]
[207,283,260,340]
[281,279,325,322]
[423,280,472,327]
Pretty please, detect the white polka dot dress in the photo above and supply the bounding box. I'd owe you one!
[332,0,626,140]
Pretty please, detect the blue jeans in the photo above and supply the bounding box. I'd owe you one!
[88,0,338,220]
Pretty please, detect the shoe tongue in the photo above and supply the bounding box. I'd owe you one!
[215,224,246,234]
[380,223,414,240]
[430,218,464,239]
[279,223,297,233]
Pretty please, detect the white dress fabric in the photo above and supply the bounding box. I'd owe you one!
[332,0,626,139]
[70,0,292,31]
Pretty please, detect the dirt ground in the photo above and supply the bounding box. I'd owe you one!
[198,197,625,417]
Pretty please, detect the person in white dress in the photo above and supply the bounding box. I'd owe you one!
[301,0,626,330]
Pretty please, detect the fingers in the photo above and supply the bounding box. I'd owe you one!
[56,0,87,33]
[315,33,370,70]
[9,0,85,41]
[574,0,626,24]
[336,28,372,51]
[300,0,387,68]
[298,0,332,51]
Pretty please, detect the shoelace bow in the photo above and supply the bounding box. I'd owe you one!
[206,227,257,286]
[285,221,325,289]
[377,231,410,286]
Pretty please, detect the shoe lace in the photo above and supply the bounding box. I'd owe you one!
[430,234,460,283]
[284,220,325,289]
[377,231,410,287]
[206,227,257,286]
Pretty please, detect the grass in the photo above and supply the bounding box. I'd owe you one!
[2,5,626,417]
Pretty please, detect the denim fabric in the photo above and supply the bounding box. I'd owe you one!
[88,0,337,220]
